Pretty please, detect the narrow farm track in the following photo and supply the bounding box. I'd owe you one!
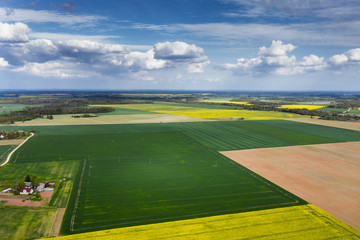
[0,133,34,167]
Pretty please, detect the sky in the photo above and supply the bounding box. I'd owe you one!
[0,0,359,91]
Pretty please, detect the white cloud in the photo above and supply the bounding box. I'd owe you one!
[29,32,121,42]
[329,54,348,65]
[258,40,296,56]
[329,48,360,66]
[0,57,9,68]
[0,23,208,78]
[221,40,326,76]
[0,8,106,26]
[154,41,204,60]
[122,50,167,70]
[14,61,87,78]
[0,22,30,42]
[153,41,210,72]
[221,0,360,21]
[130,20,360,47]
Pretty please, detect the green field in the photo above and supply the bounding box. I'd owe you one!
[0,160,79,208]
[93,106,156,115]
[0,145,16,165]
[0,104,41,114]
[1,120,359,236]
[171,120,360,151]
[0,207,57,240]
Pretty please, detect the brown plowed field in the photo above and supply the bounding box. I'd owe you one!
[221,141,360,231]
[286,118,360,131]
[0,139,24,145]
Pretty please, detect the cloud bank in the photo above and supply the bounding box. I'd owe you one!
[219,40,359,76]
[0,22,209,79]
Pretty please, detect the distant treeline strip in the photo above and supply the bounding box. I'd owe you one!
[0,105,114,124]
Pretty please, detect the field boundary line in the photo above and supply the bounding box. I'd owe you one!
[0,133,34,167]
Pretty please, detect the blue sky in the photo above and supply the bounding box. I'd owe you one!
[0,0,359,90]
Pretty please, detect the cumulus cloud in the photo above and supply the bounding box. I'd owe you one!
[0,23,208,78]
[154,41,209,72]
[122,50,166,70]
[0,57,9,68]
[14,61,86,78]
[329,48,360,66]
[0,22,31,42]
[221,40,326,76]
[154,41,204,60]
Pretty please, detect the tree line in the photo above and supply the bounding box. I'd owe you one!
[0,103,114,124]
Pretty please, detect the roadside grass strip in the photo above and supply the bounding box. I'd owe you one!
[92,104,305,119]
[277,104,325,110]
[44,204,360,240]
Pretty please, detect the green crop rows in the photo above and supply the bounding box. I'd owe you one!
[170,120,360,151]
[60,131,305,234]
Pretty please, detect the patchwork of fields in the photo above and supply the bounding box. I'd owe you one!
[1,119,360,238]
[91,104,306,119]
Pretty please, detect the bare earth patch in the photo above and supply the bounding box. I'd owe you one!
[0,191,53,207]
[3,114,210,126]
[0,139,24,145]
[286,118,360,131]
[221,141,360,231]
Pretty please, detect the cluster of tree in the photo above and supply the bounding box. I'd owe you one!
[276,108,360,121]
[0,103,114,124]
[0,130,32,139]
[72,113,98,118]
[327,100,360,109]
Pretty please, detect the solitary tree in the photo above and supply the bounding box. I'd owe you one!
[25,175,31,182]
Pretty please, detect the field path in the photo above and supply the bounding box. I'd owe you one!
[221,141,360,231]
[0,133,34,167]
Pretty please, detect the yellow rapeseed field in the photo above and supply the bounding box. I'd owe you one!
[43,204,359,240]
[278,105,325,110]
[91,104,306,119]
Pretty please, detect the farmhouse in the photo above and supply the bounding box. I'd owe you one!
[20,187,34,195]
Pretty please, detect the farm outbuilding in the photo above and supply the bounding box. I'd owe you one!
[1,188,11,193]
